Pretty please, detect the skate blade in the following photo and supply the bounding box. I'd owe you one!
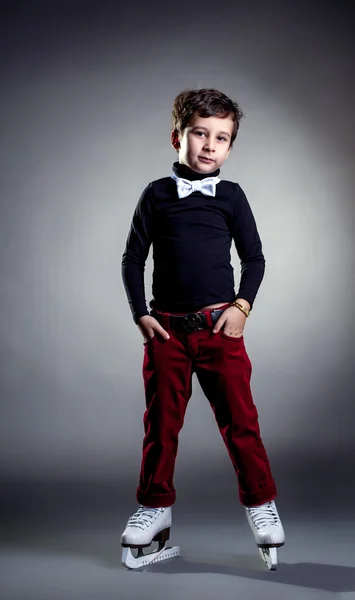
[122,544,180,569]
[259,547,277,570]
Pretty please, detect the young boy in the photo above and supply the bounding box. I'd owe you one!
[120,88,285,570]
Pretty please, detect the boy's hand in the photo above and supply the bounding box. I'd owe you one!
[212,306,246,338]
[138,315,170,342]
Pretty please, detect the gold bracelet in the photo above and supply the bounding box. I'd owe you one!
[230,300,250,318]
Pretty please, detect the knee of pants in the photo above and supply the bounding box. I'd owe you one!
[143,411,186,439]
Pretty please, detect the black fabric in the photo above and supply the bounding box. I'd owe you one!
[122,162,265,323]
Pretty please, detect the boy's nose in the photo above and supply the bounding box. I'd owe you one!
[204,141,215,151]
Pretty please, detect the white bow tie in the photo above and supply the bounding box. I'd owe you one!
[171,172,220,198]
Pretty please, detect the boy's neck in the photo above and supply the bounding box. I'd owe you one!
[173,161,220,180]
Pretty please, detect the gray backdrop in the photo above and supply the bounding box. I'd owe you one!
[1,0,354,515]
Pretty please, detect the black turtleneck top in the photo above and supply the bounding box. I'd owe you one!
[121,161,265,323]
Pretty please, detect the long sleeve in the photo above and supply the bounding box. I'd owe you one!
[121,183,155,323]
[231,184,265,310]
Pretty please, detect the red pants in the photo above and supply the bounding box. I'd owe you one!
[136,308,277,508]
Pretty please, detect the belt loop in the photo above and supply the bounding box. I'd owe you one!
[204,310,213,328]
[162,312,170,330]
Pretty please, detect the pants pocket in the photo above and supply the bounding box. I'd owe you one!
[219,330,244,341]
[143,335,156,346]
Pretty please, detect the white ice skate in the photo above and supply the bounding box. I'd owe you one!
[245,500,285,570]
[121,505,180,569]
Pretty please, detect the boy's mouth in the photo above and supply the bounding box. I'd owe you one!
[199,156,215,163]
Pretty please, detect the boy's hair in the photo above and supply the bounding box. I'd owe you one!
[171,88,244,148]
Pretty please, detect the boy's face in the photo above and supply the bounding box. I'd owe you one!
[171,112,234,174]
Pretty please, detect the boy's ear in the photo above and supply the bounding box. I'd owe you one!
[171,130,180,150]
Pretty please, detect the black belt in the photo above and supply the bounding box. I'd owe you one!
[151,308,226,332]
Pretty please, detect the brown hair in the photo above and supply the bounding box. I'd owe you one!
[171,88,244,148]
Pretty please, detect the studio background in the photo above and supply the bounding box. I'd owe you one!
[1,0,354,521]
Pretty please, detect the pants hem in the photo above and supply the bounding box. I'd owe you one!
[137,490,176,508]
[240,484,277,507]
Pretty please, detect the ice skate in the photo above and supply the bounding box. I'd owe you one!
[245,500,285,570]
[121,504,180,569]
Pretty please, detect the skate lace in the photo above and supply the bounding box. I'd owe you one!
[126,505,164,530]
[247,501,280,529]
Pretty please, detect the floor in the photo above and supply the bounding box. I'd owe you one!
[2,497,355,600]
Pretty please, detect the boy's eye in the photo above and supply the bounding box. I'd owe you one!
[195,131,227,142]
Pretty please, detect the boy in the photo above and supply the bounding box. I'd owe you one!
[120,88,285,570]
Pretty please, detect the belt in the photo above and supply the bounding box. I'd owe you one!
[151,308,226,332]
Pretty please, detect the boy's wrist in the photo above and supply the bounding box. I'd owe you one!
[137,313,150,323]
[235,297,250,311]
[230,298,251,317]
[135,311,149,324]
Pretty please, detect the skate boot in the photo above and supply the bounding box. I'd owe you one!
[121,504,180,569]
[245,500,285,570]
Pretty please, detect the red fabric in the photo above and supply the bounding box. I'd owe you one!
[137,324,276,508]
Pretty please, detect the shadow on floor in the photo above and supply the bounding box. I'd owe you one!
[146,552,355,593]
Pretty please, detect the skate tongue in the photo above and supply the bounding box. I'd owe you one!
[127,506,164,530]
[247,503,279,528]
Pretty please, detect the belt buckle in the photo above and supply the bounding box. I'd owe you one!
[183,312,204,332]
